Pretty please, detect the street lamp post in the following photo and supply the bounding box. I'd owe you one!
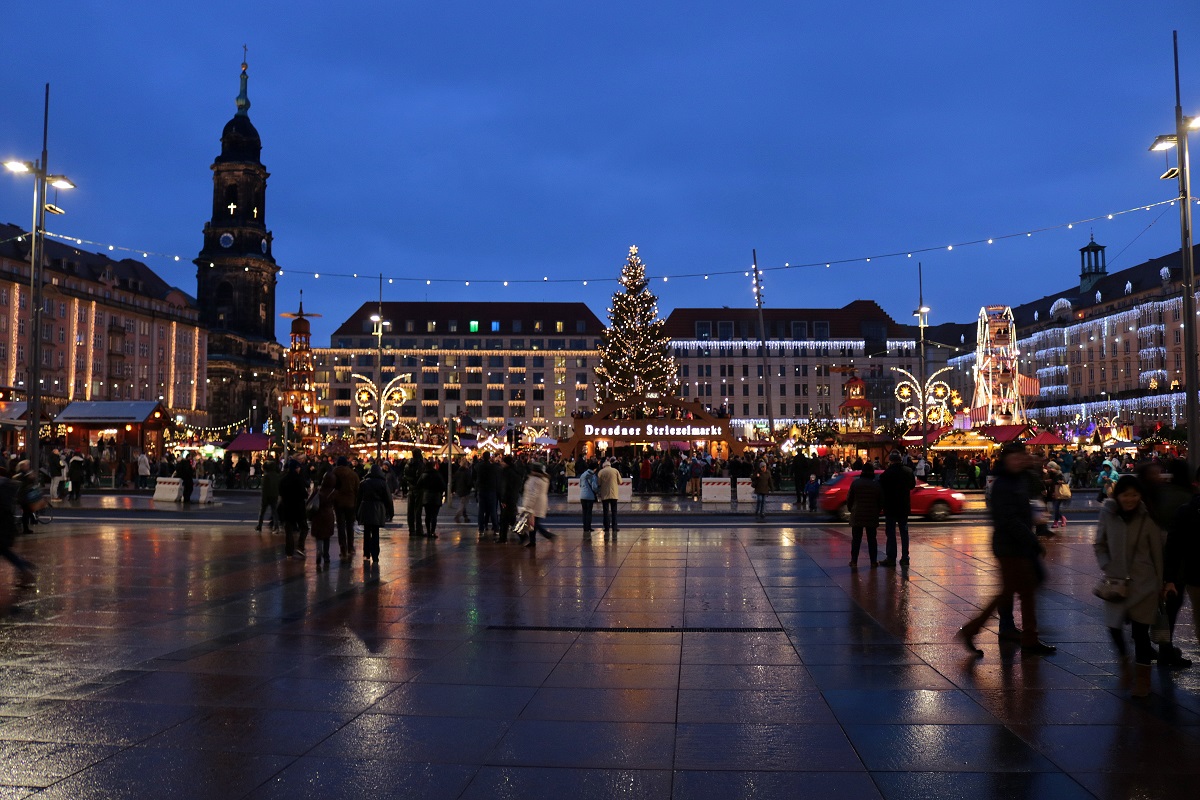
[1149,32,1200,472]
[5,84,74,475]
[913,262,931,463]
[369,312,392,463]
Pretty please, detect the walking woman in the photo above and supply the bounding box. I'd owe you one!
[358,465,395,557]
[520,462,556,548]
[1095,475,1165,696]
[310,471,337,568]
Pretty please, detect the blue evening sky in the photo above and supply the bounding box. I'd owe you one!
[2,1,1197,345]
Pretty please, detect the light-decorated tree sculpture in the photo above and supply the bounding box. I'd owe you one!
[594,246,679,411]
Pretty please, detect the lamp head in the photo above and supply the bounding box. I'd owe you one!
[1150,134,1178,152]
[1161,167,1181,181]
[48,176,74,190]
[4,160,33,174]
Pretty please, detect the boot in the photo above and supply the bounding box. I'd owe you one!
[1131,663,1152,697]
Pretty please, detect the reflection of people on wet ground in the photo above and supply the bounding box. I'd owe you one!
[958,442,1055,657]
[0,467,36,587]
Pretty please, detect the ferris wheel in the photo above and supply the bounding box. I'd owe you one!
[970,305,1026,425]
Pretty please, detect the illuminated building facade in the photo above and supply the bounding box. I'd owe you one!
[0,222,207,426]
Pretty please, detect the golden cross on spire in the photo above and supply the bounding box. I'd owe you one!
[242,43,248,70]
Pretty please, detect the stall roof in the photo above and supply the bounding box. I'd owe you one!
[55,401,165,425]
[1026,430,1069,446]
[0,401,29,428]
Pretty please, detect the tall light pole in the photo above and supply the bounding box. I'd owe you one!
[369,311,391,463]
[751,249,776,442]
[1149,31,1200,472]
[5,84,74,474]
[914,262,931,463]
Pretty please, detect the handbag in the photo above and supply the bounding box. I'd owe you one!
[1056,484,1072,501]
[1092,575,1129,602]
[1151,603,1172,645]
[305,489,320,520]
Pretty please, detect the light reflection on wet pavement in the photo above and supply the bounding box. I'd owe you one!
[0,518,1195,798]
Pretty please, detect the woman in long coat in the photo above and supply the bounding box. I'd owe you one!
[1095,475,1165,696]
[418,462,445,540]
[358,466,395,557]
[846,464,883,567]
[520,462,555,547]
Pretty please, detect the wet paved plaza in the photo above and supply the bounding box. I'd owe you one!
[0,517,1198,799]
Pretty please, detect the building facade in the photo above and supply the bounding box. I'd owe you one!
[313,301,607,440]
[0,222,207,429]
[947,239,1200,427]
[307,299,952,446]
[663,301,934,432]
[194,60,284,427]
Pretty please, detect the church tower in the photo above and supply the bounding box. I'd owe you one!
[195,56,285,427]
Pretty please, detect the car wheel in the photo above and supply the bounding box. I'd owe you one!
[927,501,951,522]
[836,504,850,522]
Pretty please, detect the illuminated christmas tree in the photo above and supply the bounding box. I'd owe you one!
[595,245,679,409]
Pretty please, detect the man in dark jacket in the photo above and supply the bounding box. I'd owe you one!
[404,451,425,534]
[497,455,524,543]
[332,456,361,560]
[846,464,884,567]
[174,455,195,504]
[277,459,309,559]
[474,452,502,537]
[959,442,1055,657]
[878,451,916,567]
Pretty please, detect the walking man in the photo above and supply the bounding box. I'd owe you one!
[332,456,360,560]
[598,458,621,536]
[878,451,915,567]
[958,441,1056,657]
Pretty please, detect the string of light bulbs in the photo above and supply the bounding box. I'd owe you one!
[35,196,1191,287]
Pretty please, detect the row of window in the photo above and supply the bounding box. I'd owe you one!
[385,319,590,335]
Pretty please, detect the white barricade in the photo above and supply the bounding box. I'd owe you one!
[196,479,212,504]
[566,477,631,503]
[700,477,757,503]
[153,477,182,502]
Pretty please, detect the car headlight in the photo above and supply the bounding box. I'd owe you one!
[951,493,965,501]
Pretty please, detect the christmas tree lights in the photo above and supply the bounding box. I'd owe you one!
[594,246,679,411]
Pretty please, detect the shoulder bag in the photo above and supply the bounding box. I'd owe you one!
[1092,575,1129,602]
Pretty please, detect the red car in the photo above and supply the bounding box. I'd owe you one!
[819,471,966,522]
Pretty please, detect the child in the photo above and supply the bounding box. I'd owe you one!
[805,475,820,512]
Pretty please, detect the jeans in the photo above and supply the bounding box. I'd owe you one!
[362,525,380,557]
[258,498,279,530]
[424,503,441,536]
[1051,499,1064,524]
[336,507,356,555]
[884,513,909,561]
[602,499,619,532]
[850,525,878,564]
[478,491,499,533]
[284,519,308,556]
[755,493,767,517]
[580,499,594,531]
[964,556,1042,646]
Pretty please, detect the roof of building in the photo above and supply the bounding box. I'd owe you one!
[662,300,915,339]
[1004,243,1199,330]
[330,301,606,340]
[55,401,166,424]
[0,222,196,308]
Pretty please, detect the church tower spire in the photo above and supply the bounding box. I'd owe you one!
[236,46,251,117]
